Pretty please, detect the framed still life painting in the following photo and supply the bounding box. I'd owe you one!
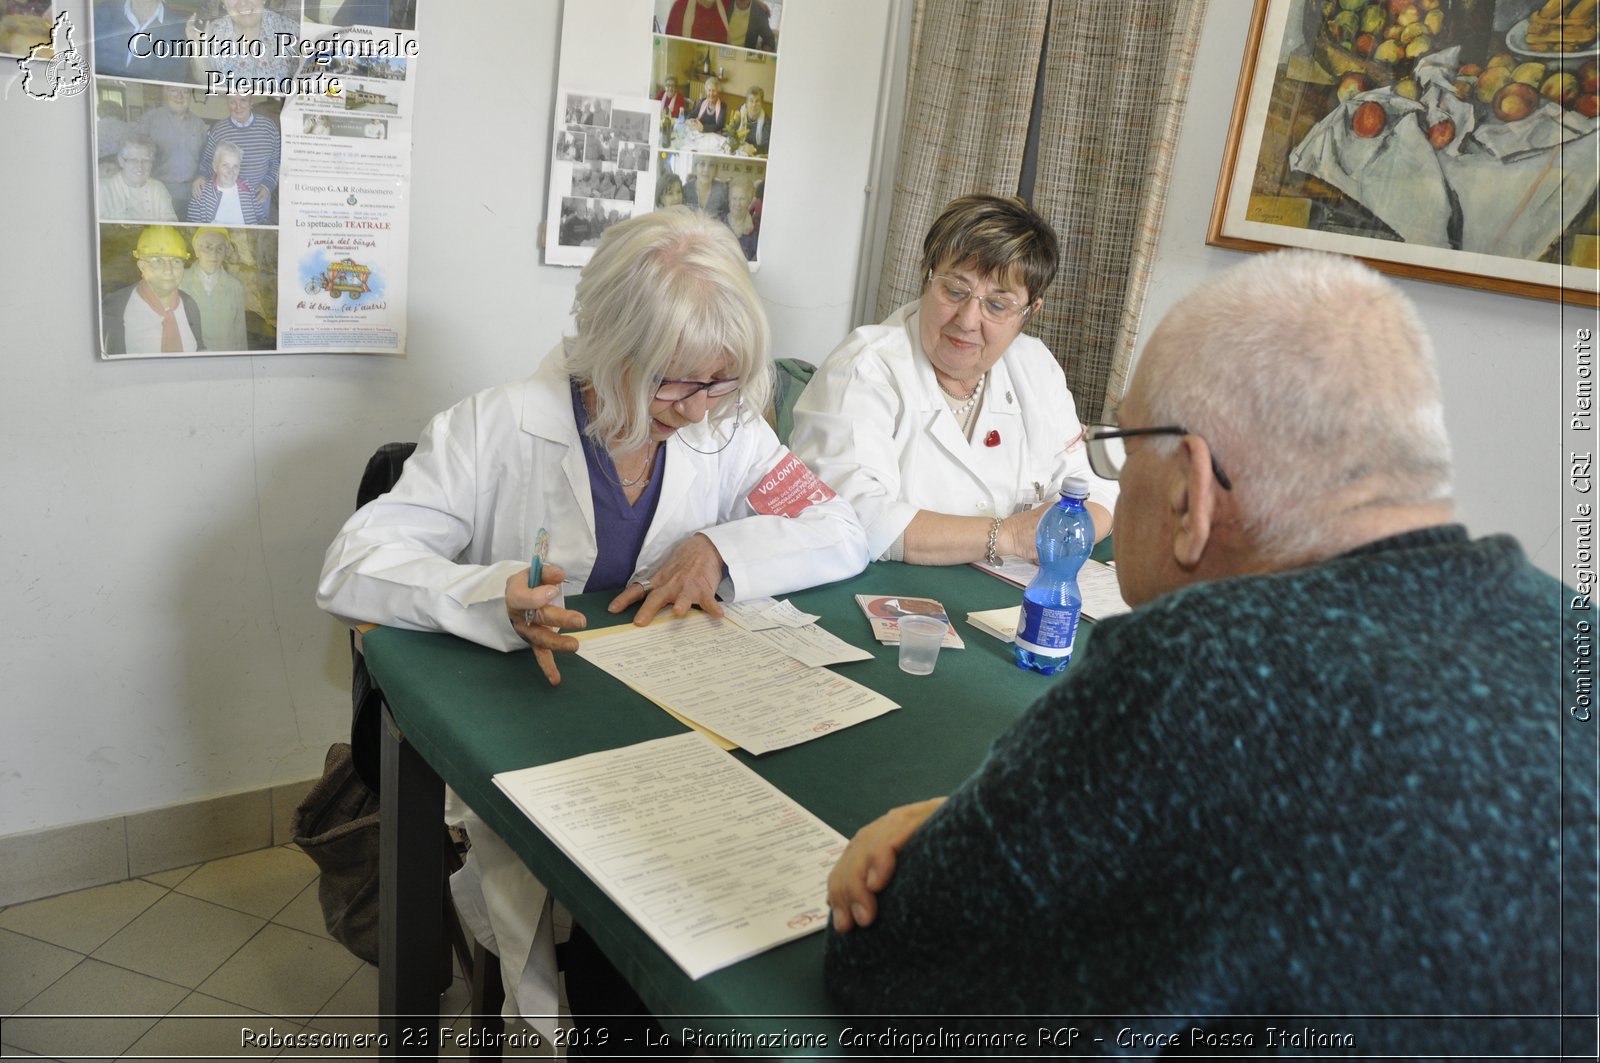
[1209,0,1600,305]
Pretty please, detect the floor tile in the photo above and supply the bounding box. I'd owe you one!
[308,962,379,1038]
[0,878,166,955]
[5,958,185,1059]
[174,846,319,919]
[142,862,200,889]
[196,923,364,1016]
[0,928,82,1014]
[91,891,265,988]
[273,877,334,940]
[123,990,288,1061]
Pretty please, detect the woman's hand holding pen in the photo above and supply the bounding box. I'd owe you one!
[505,565,587,685]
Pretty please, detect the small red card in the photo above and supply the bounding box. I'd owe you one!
[746,451,837,518]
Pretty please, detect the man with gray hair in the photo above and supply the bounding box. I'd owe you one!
[823,250,1595,1054]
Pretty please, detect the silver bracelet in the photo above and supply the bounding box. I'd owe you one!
[985,517,1002,565]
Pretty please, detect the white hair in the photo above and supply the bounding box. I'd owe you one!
[1137,250,1453,561]
[564,207,771,450]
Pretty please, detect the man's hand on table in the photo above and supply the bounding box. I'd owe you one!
[827,797,946,933]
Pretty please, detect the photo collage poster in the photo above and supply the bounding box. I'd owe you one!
[88,0,419,359]
[544,90,664,268]
[650,0,781,268]
[1,1,58,59]
[543,0,783,268]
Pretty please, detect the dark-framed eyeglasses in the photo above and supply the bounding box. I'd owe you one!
[925,271,1033,323]
[655,377,741,403]
[1085,425,1233,491]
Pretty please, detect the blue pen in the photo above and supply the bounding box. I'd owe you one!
[529,527,550,588]
[523,528,551,627]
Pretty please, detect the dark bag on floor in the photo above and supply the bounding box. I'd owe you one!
[292,742,380,964]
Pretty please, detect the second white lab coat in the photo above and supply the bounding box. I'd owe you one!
[317,347,870,650]
[790,302,1118,560]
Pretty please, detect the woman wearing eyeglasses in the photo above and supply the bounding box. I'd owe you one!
[319,205,866,672]
[317,206,867,1040]
[791,194,1117,565]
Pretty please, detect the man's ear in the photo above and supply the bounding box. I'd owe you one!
[1170,435,1221,570]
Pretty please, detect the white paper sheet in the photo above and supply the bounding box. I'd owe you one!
[751,623,874,668]
[722,597,821,630]
[575,612,896,754]
[493,732,844,980]
[972,558,1131,620]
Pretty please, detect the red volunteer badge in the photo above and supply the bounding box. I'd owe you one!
[747,451,837,518]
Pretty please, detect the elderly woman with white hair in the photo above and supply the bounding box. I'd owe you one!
[317,207,868,1039]
[186,141,262,225]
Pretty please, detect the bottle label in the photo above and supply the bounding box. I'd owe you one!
[1015,601,1079,655]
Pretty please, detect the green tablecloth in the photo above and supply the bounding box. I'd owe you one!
[363,561,1080,1049]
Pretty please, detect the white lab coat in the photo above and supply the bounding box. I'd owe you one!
[789,302,1119,560]
[317,347,870,650]
[316,347,869,1028]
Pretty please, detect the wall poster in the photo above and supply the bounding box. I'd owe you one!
[545,0,783,268]
[1,1,57,59]
[88,0,420,359]
[544,90,663,268]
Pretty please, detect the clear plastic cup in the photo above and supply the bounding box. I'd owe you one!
[897,615,947,675]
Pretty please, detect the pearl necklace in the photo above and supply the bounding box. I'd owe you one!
[938,374,984,420]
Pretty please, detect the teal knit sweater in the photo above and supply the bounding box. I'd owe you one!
[825,526,1597,1056]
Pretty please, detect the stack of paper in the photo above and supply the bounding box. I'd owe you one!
[853,594,964,648]
[966,606,1020,643]
[575,612,894,755]
[494,732,844,980]
[971,559,1131,620]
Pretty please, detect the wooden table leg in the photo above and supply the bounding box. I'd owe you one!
[379,698,443,1058]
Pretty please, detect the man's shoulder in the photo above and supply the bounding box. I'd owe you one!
[1090,527,1563,671]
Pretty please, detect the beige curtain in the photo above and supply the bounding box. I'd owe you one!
[871,0,1051,322]
[874,0,1209,424]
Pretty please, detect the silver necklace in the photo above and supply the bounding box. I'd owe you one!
[604,442,659,489]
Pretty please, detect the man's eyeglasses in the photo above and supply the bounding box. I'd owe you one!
[655,377,741,403]
[925,272,1033,324]
[1085,426,1233,491]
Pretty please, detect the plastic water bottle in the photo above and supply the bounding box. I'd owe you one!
[1013,478,1094,675]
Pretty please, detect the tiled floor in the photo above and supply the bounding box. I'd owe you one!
[0,844,553,1060]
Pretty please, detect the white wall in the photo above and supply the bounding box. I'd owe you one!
[1139,1,1595,580]
[0,0,894,837]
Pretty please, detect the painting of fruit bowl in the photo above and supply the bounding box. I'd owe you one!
[1210,0,1600,305]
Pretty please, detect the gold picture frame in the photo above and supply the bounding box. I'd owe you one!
[1208,0,1600,307]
